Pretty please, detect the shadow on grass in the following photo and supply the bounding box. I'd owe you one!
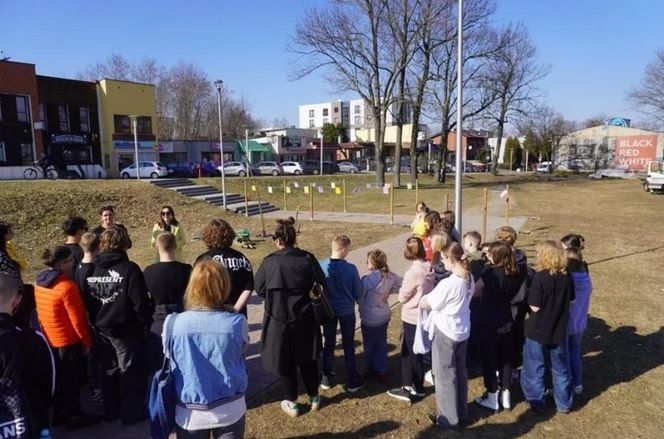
[415,315,664,438]
[287,420,400,438]
[587,245,664,266]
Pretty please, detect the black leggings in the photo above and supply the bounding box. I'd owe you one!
[401,322,425,393]
[279,359,319,401]
[480,330,514,392]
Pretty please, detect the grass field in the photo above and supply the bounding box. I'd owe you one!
[1,173,662,438]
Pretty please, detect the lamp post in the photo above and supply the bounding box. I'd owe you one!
[214,79,227,210]
[129,115,140,180]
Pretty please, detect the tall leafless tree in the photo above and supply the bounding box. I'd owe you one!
[290,0,412,185]
[482,23,549,175]
[628,49,664,128]
[515,105,576,165]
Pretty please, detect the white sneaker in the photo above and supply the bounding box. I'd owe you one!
[574,385,583,395]
[501,389,511,411]
[475,392,499,412]
[424,370,434,386]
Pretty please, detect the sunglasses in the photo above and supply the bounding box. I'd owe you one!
[161,211,173,216]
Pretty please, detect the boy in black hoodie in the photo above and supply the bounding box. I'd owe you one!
[84,226,151,425]
[0,272,55,437]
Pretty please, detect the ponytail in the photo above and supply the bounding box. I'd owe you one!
[442,241,470,281]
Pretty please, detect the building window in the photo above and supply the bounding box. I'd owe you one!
[79,106,90,132]
[308,109,314,118]
[323,108,329,116]
[39,104,47,130]
[58,105,70,132]
[114,115,131,133]
[354,105,361,114]
[322,118,328,125]
[354,116,361,125]
[334,107,339,113]
[0,142,5,162]
[20,143,33,164]
[16,96,29,123]
[137,116,152,134]
[334,117,339,123]
[309,119,315,128]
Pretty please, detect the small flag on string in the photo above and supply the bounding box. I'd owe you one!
[286,187,292,194]
[318,186,324,193]
[407,183,413,190]
[251,185,256,192]
[293,182,299,188]
[383,186,390,195]
[335,187,342,195]
[366,183,372,189]
[500,188,509,199]
[331,182,336,189]
[267,186,273,194]
[304,186,309,194]
[352,186,360,193]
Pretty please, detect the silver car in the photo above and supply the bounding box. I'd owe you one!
[338,161,360,173]
[219,161,250,177]
[251,161,283,176]
[280,161,304,175]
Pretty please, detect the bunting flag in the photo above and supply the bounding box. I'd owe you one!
[331,182,336,189]
[286,187,292,194]
[366,183,372,189]
[335,187,342,195]
[318,186,324,193]
[293,182,299,188]
[267,186,273,194]
[251,185,256,192]
[383,185,390,195]
[407,183,413,190]
[352,186,360,193]
[304,186,309,194]
[500,188,509,199]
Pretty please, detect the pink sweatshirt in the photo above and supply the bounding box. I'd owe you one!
[399,259,434,324]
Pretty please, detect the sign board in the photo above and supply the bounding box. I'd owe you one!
[113,140,154,149]
[614,135,658,171]
[52,134,87,144]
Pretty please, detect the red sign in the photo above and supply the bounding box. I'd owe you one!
[614,135,658,171]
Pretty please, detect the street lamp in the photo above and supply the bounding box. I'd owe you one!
[129,115,140,180]
[214,79,227,210]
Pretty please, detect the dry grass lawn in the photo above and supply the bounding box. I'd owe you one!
[1,174,662,438]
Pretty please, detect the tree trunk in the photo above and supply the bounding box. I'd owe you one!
[491,122,505,176]
[394,122,402,188]
[374,116,386,186]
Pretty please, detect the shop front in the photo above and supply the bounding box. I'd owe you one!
[113,140,158,173]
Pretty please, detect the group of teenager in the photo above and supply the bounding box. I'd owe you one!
[0,199,592,438]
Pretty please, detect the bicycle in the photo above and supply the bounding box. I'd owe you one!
[24,161,59,180]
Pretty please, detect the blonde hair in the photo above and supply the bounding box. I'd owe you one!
[185,259,231,310]
[534,240,567,275]
[430,233,448,264]
[495,226,518,245]
[156,232,176,252]
[367,249,389,274]
[332,234,352,252]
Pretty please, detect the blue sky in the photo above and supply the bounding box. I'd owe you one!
[2,0,663,128]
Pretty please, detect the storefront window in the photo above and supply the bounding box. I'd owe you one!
[114,115,131,133]
[20,143,33,165]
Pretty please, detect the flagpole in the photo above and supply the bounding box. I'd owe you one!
[454,0,464,236]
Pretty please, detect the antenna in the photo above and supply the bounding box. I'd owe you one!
[0,50,10,62]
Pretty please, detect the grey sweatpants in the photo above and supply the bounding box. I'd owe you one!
[432,328,468,427]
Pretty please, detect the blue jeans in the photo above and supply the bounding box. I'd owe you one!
[521,338,572,412]
[565,332,583,387]
[323,313,362,385]
[361,323,388,374]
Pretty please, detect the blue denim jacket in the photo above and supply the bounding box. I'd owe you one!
[166,310,248,409]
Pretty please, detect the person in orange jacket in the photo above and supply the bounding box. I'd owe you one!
[34,246,100,430]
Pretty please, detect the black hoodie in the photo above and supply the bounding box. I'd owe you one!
[85,251,151,337]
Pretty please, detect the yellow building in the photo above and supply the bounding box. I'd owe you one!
[96,79,158,177]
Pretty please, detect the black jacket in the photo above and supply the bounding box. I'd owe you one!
[0,313,54,433]
[84,251,151,337]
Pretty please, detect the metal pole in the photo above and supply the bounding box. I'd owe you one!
[245,127,250,176]
[343,179,347,213]
[454,0,464,237]
[215,80,227,210]
[310,182,314,221]
[244,180,249,218]
[482,187,488,242]
[132,116,139,180]
[283,177,287,210]
[390,184,394,225]
[320,136,324,175]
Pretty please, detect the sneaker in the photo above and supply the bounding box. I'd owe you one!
[65,413,101,430]
[424,370,434,386]
[346,380,367,393]
[320,375,332,390]
[501,389,512,411]
[574,385,583,395]
[409,387,425,399]
[475,392,499,412]
[387,387,412,403]
[310,395,321,412]
[428,414,459,430]
[280,400,299,418]
[88,388,103,402]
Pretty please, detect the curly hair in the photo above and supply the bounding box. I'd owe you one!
[494,226,518,245]
[202,218,235,249]
[534,240,567,275]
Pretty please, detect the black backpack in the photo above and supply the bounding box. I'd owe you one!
[0,330,36,439]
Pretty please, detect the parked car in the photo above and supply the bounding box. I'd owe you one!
[120,161,169,179]
[166,161,196,178]
[219,161,250,177]
[338,161,360,173]
[280,161,304,175]
[251,161,283,176]
[302,160,338,174]
[535,161,553,173]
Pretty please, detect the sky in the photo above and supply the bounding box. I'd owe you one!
[2,0,663,129]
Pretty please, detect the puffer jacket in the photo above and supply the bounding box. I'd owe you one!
[399,259,435,325]
[35,270,92,348]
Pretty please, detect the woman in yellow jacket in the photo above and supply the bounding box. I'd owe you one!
[151,205,186,261]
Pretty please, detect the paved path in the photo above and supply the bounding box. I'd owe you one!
[58,198,526,438]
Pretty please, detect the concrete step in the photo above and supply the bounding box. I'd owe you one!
[176,185,218,196]
[204,194,244,204]
[150,178,194,188]
[243,205,281,216]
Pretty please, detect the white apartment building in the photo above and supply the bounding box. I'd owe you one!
[297,101,349,130]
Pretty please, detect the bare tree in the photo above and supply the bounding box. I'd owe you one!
[516,105,576,165]
[628,49,664,128]
[77,53,132,81]
[290,0,408,185]
[483,23,549,175]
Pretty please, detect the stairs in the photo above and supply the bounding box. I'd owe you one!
[146,178,279,217]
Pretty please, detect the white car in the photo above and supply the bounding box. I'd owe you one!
[219,161,250,177]
[280,161,303,175]
[535,161,552,173]
[120,161,169,179]
[338,161,360,173]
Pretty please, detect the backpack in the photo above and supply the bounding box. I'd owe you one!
[0,331,35,439]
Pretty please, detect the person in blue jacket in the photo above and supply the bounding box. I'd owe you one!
[318,235,365,392]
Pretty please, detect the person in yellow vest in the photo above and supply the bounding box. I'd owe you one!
[151,206,186,261]
[1,221,27,272]
[410,202,429,238]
